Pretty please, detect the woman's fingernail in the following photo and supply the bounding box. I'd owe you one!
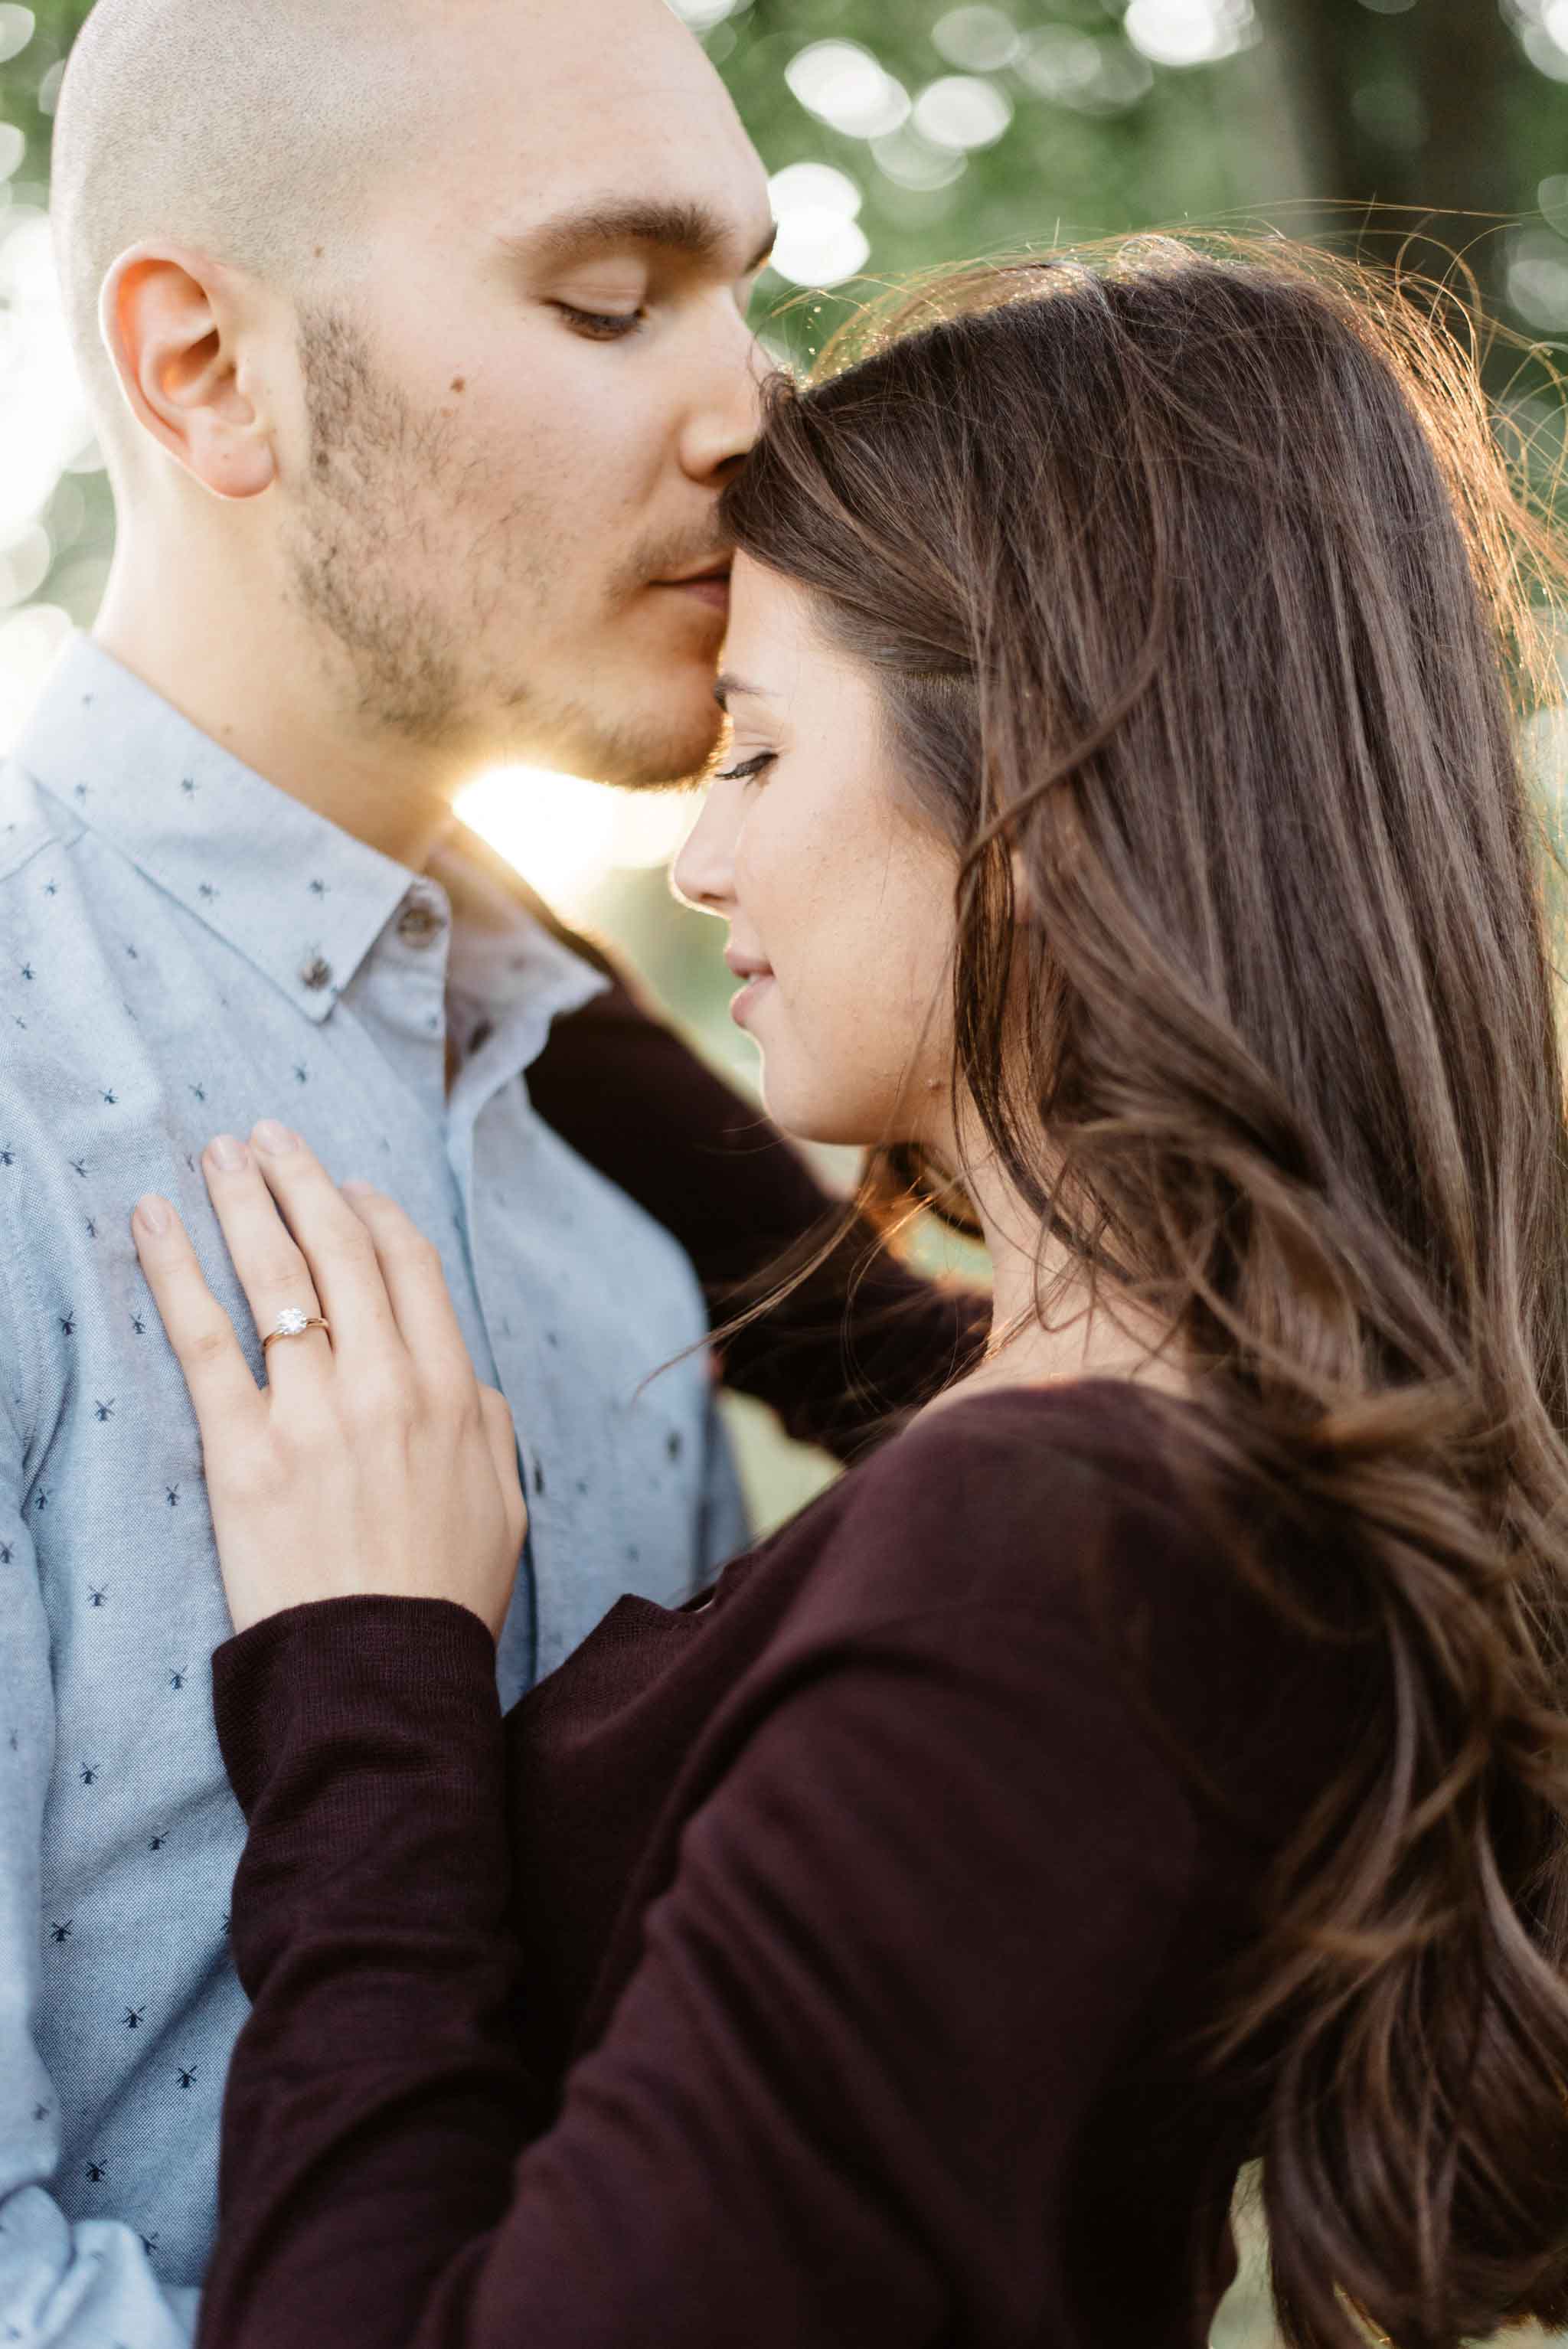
[208,1134,247,1172]
[252,1120,298,1155]
[134,1195,172,1236]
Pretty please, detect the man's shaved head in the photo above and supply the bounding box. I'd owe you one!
[55,0,768,795]
[51,0,425,439]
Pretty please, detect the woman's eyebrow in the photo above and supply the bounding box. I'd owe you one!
[500,200,776,279]
[713,675,776,711]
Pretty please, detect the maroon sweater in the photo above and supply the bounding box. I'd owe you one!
[198,1381,1364,2349]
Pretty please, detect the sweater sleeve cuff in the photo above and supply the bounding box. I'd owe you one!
[212,1594,501,1818]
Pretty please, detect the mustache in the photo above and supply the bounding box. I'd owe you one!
[614,530,736,598]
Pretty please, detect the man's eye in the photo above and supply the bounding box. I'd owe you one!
[553,302,646,341]
[715,752,776,784]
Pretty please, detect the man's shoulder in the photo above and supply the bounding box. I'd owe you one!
[0,760,80,1108]
[0,759,119,1106]
[0,751,78,897]
[0,760,154,1239]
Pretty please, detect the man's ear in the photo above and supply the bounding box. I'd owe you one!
[101,242,278,501]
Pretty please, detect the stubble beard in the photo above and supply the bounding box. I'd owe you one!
[283,304,724,787]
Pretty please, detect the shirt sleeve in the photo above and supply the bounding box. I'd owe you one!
[527,978,989,1462]
[0,1393,198,2348]
[197,1570,1204,2349]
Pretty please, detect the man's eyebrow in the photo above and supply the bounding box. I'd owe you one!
[713,674,776,711]
[502,200,776,279]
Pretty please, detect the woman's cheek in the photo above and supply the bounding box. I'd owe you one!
[733,802,803,953]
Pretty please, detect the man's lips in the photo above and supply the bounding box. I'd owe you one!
[651,563,732,611]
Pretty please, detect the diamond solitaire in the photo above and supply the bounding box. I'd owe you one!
[262,1307,331,1354]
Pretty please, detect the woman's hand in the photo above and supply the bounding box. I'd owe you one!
[131,1119,528,1642]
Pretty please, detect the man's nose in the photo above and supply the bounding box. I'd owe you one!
[678,303,765,488]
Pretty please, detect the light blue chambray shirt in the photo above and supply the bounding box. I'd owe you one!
[0,635,746,2345]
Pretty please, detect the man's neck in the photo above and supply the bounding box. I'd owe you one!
[93,562,470,874]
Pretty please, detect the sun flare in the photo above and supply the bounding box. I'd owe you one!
[456,766,698,919]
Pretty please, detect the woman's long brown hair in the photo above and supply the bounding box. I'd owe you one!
[719,237,1568,2346]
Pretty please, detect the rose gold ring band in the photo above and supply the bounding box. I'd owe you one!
[262,1315,332,1354]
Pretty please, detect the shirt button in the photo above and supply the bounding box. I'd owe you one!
[398,898,446,948]
[299,956,334,992]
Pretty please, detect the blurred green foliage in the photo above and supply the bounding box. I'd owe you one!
[2,0,1567,625]
[2,0,1566,635]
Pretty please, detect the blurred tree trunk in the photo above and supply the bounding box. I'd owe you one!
[1261,0,1517,330]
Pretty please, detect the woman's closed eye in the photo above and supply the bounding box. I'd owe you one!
[715,751,776,785]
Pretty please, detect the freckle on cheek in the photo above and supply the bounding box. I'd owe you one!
[450,376,467,394]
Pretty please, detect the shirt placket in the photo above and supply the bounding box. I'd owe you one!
[446,959,586,1698]
[348,882,547,1694]
[354,882,458,1116]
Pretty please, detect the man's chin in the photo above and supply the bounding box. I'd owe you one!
[596,732,722,793]
[513,695,724,794]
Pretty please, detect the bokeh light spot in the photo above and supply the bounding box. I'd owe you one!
[767,162,863,220]
[0,214,96,543]
[1508,229,1568,328]
[769,212,871,289]
[664,0,742,29]
[932,7,1021,72]
[766,163,868,287]
[1017,25,1102,100]
[1017,27,1153,112]
[912,74,1014,152]
[871,126,969,190]
[785,41,912,139]
[0,7,34,67]
[0,521,51,610]
[1123,0,1258,69]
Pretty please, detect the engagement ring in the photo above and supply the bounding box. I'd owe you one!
[262,1308,331,1352]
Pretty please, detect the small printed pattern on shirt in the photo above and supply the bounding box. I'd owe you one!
[0,635,746,2331]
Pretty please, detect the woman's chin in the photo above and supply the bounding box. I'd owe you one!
[757,1069,886,1151]
[745,1014,910,1147]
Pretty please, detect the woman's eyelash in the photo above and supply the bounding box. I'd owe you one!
[553,302,646,340]
[715,752,776,784]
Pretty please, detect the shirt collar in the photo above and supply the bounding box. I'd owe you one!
[14,634,441,1028]
[433,830,609,1065]
[12,635,603,1034]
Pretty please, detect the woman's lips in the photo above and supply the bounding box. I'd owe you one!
[730,974,775,1029]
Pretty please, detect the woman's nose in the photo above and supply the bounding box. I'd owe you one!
[671,787,740,914]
